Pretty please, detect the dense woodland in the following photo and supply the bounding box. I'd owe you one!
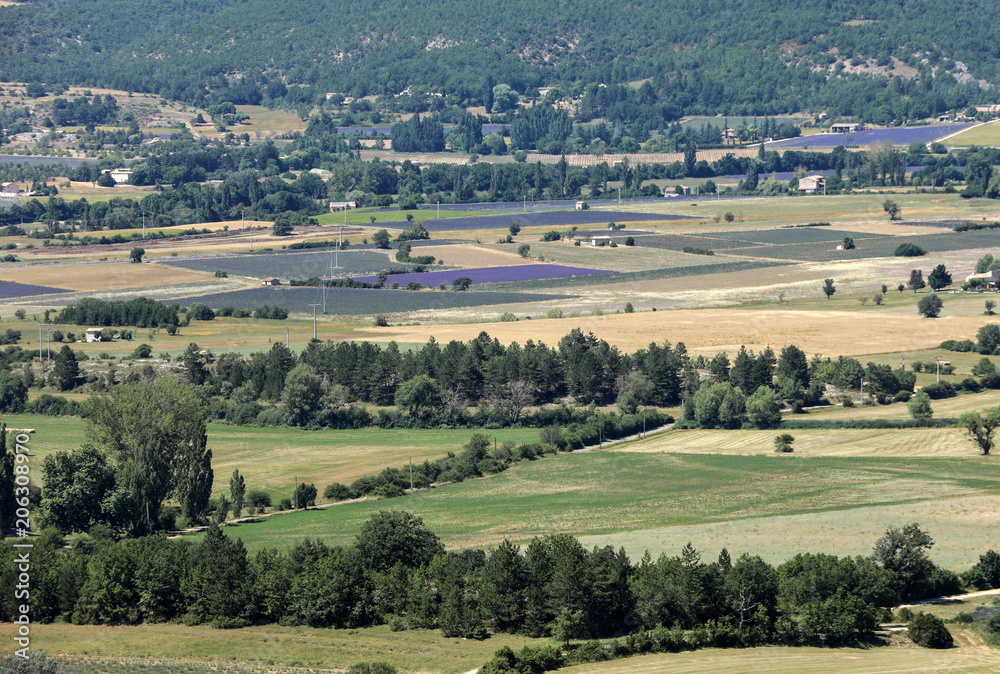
[2,0,1000,124]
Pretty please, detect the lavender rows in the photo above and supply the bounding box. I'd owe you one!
[353,264,613,286]
[765,125,971,148]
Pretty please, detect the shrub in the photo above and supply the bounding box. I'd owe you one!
[498,312,516,322]
[542,230,561,241]
[348,663,398,674]
[374,315,389,327]
[908,612,953,648]
[895,243,927,257]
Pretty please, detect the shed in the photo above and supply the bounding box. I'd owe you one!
[591,236,612,247]
[84,328,103,343]
[262,278,281,286]
[575,200,587,210]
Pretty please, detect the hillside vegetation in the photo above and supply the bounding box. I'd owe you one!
[1,0,999,120]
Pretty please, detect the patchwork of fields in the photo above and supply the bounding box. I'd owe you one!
[177,285,570,314]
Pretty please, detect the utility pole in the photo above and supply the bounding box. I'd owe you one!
[307,304,319,340]
[294,475,297,510]
[46,326,52,362]
[285,325,290,346]
[141,211,146,239]
[935,356,941,383]
[409,457,413,491]
[249,222,253,252]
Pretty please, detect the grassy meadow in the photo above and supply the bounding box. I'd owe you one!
[182,447,1000,569]
[4,413,538,496]
[0,622,543,673]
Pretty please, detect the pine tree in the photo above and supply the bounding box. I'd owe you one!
[52,344,80,391]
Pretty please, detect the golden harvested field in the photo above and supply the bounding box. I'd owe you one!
[615,426,978,457]
[558,632,1000,673]
[578,492,1000,570]
[0,259,219,291]
[804,390,1000,420]
[524,240,754,272]
[359,307,1000,357]
[415,244,535,268]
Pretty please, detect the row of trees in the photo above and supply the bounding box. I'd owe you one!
[0,510,979,648]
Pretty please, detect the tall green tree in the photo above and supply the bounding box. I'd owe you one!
[0,423,16,534]
[182,342,208,385]
[230,469,246,519]
[87,377,210,535]
[52,344,80,391]
[175,423,213,524]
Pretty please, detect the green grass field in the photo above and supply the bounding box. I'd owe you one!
[191,450,1000,568]
[6,413,539,498]
[944,121,1000,147]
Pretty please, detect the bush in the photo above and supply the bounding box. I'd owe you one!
[908,612,953,648]
[895,243,927,257]
[542,230,561,242]
[324,482,353,501]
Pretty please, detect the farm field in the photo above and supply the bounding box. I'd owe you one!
[518,241,753,273]
[4,412,539,496]
[765,124,971,148]
[188,450,1000,570]
[161,248,406,280]
[177,285,571,315]
[352,263,613,285]
[360,302,1000,357]
[0,278,65,297]
[0,622,542,674]
[618,193,1000,229]
[556,635,1000,673]
[943,121,1000,147]
[0,259,221,292]
[403,209,692,232]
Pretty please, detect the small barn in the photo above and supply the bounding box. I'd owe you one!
[84,328,103,343]
[262,278,281,286]
[591,236,612,247]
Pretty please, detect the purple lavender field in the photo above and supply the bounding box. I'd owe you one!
[354,264,612,286]
[0,279,65,298]
[766,124,970,148]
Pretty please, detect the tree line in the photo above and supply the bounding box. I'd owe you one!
[1,508,992,653]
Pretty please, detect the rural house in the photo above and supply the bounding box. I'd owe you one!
[109,168,133,184]
[965,269,1000,288]
[262,278,281,286]
[591,235,612,247]
[798,175,826,193]
[84,328,104,343]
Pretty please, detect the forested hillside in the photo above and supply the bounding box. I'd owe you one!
[1,0,999,118]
